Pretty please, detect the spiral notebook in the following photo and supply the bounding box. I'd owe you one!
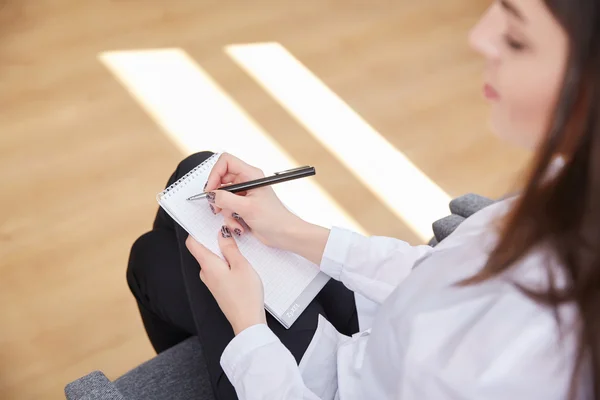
[156,153,330,328]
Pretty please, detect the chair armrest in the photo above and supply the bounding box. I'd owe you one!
[114,337,215,400]
[65,371,127,400]
[65,338,214,400]
[432,214,466,243]
[449,193,495,218]
[431,193,495,245]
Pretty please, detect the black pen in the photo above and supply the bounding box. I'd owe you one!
[186,166,316,201]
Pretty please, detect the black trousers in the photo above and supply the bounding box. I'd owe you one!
[126,152,359,400]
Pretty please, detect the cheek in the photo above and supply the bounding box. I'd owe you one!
[490,68,563,149]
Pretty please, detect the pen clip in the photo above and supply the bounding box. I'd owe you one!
[274,166,312,175]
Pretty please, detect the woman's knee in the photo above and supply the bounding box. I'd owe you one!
[158,152,215,211]
[126,230,177,299]
[174,151,215,179]
[126,231,156,300]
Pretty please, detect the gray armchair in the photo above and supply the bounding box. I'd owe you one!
[65,193,494,400]
[65,337,213,400]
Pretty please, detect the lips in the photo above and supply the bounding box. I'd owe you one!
[484,83,500,100]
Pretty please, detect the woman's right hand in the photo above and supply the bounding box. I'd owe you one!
[203,153,304,249]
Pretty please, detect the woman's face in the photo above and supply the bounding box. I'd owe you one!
[469,0,568,150]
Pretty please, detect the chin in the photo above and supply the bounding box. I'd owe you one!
[488,115,537,150]
[488,114,511,142]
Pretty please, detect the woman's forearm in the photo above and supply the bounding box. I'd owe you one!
[279,217,331,266]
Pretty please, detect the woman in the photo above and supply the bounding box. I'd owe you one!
[127,0,598,398]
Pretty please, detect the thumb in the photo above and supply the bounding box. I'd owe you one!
[218,226,247,268]
[186,235,221,267]
[214,190,251,217]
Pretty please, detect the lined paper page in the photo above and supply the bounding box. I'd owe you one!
[158,154,323,317]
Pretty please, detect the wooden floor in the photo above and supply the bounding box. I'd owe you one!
[0,1,529,398]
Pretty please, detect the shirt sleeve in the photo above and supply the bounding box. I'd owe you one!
[319,227,433,304]
[221,324,322,400]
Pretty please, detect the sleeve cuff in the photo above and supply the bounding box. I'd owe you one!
[320,227,355,280]
[220,323,279,381]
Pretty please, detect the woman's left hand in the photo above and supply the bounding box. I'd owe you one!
[186,227,267,335]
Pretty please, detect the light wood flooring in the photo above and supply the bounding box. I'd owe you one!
[0,1,529,398]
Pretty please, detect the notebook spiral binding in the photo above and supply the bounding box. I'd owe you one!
[156,153,221,202]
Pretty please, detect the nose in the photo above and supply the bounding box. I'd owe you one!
[469,4,502,61]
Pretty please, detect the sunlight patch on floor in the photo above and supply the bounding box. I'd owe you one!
[98,48,364,233]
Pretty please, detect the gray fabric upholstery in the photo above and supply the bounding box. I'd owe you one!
[65,338,214,400]
[65,193,495,400]
[432,214,467,245]
[65,371,126,400]
[449,193,495,218]
[114,337,214,400]
[430,193,495,246]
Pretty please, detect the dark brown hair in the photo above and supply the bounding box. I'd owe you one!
[462,0,599,398]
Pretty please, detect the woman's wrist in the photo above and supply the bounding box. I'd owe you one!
[279,217,331,266]
[231,310,267,336]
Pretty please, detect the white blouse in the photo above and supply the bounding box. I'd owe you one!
[220,198,584,399]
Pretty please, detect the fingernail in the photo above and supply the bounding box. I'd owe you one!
[206,192,216,203]
[232,212,241,220]
[210,204,216,214]
[221,225,232,238]
[203,182,208,190]
[234,228,242,236]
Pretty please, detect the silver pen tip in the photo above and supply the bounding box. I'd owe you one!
[187,193,207,201]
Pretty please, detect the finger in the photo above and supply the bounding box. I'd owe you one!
[218,175,249,195]
[205,153,264,192]
[218,172,239,186]
[207,161,258,215]
[222,211,245,236]
[212,190,252,217]
[185,235,221,267]
[202,174,237,193]
[206,191,222,215]
[218,226,247,267]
